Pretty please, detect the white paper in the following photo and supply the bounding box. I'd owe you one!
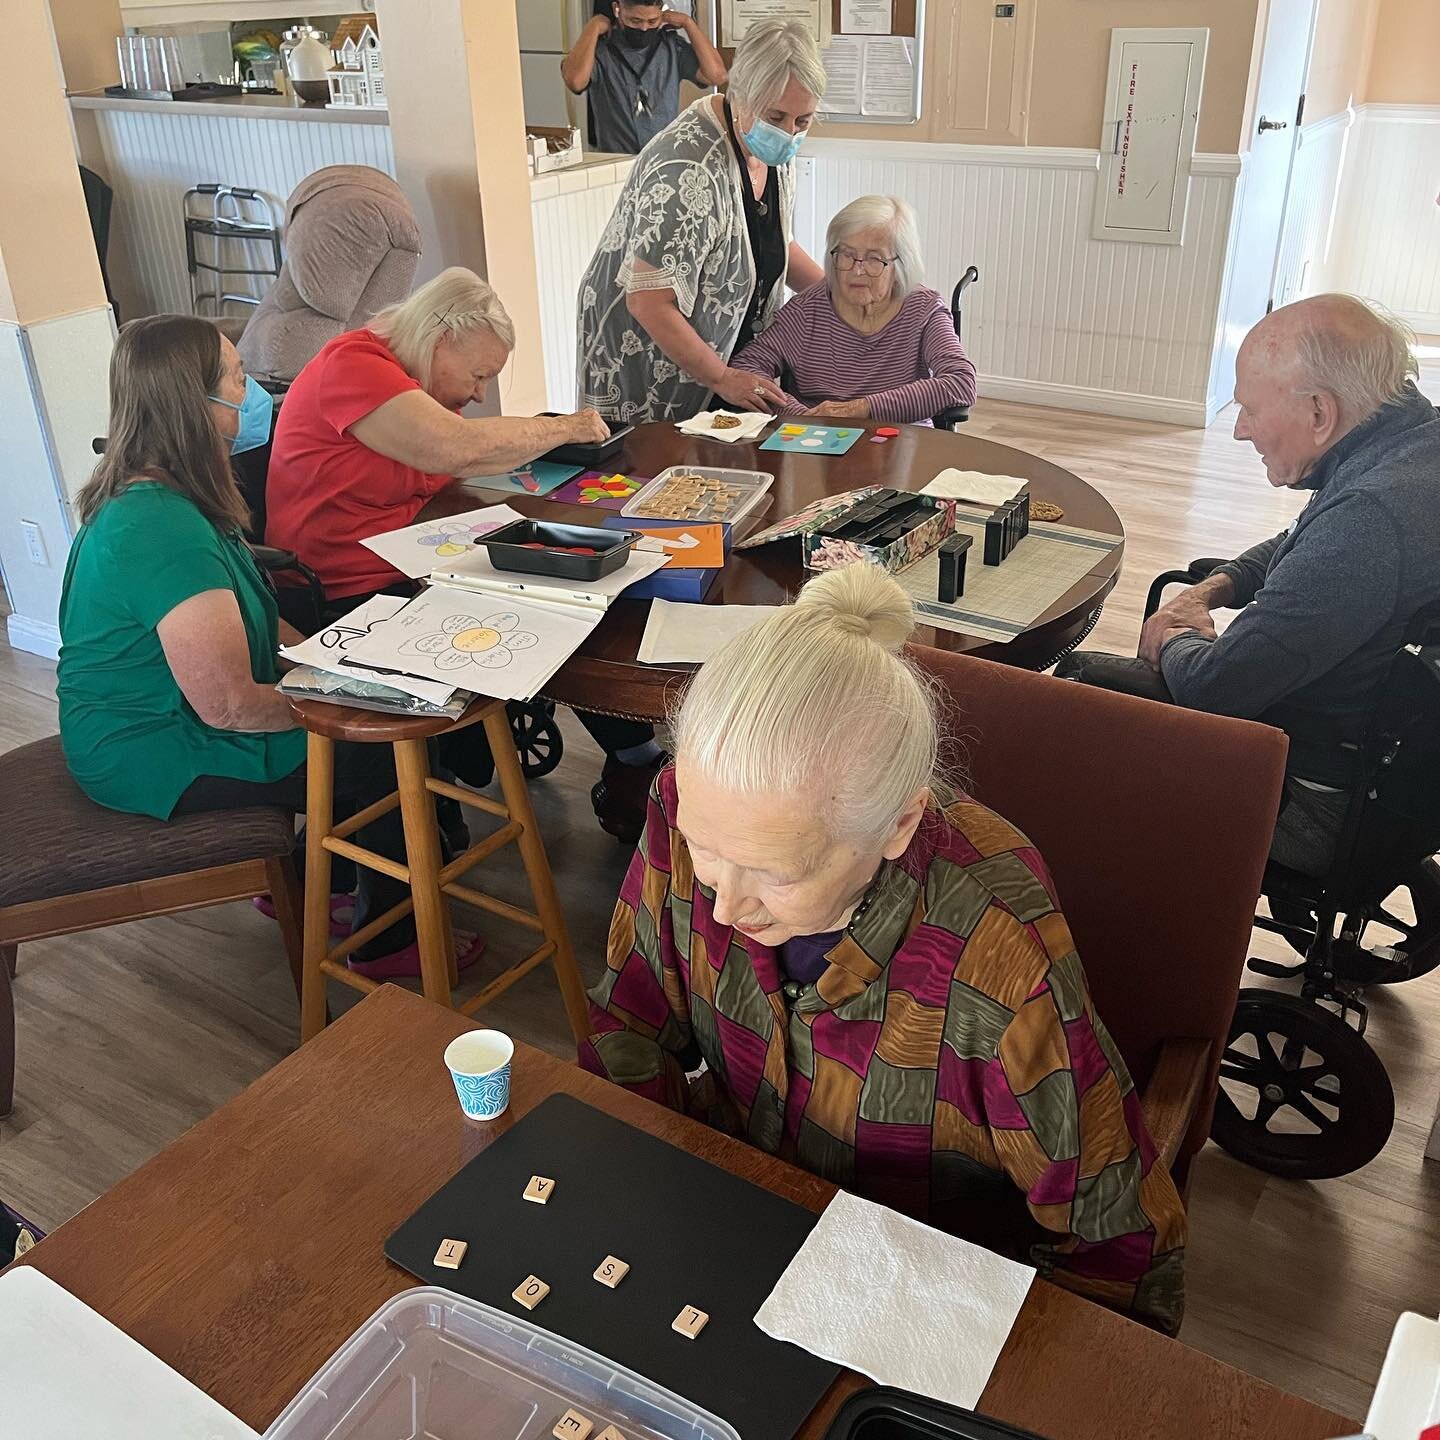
[840,0,891,33]
[347,583,601,701]
[754,1191,1033,1412]
[676,409,773,445]
[0,1268,259,1440]
[637,599,783,664]
[861,34,916,117]
[430,546,668,609]
[279,595,458,706]
[359,505,523,580]
[725,0,824,43]
[820,35,863,114]
[922,469,1028,507]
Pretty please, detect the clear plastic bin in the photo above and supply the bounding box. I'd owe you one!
[621,467,773,527]
[263,1287,740,1440]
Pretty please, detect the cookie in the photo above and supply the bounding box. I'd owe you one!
[1030,499,1064,522]
[711,415,742,430]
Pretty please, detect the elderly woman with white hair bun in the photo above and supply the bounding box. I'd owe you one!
[732,193,977,423]
[580,562,1187,1335]
[577,19,829,422]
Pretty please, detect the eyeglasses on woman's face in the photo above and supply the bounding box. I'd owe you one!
[830,245,898,277]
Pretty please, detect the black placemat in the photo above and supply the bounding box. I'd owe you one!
[386,1094,840,1439]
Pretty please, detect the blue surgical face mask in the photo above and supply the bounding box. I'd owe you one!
[209,374,273,455]
[742,114,805,167]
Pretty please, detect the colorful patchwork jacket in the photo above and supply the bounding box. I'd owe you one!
[579,768,1187,1332]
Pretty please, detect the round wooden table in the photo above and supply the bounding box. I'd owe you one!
[422,422,1123,722]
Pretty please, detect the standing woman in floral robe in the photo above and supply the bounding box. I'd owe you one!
[576,19,827,423]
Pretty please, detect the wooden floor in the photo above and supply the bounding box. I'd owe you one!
[3,362,1439,1422]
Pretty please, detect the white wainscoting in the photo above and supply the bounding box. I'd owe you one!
[1325,105,1440,334]
[795,141,1240,426]
[88,107,396,320]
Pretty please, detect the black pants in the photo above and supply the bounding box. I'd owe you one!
[319,587,652,786]
[173,741,441,959]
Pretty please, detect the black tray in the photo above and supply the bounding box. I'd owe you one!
[539,414,633,467]
[826,1388,1052,1440]
[476,518,637,581]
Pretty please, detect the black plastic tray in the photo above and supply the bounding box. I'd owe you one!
[826,1388,1051,1440]
[476,518,637,581]
[540,415,633,467]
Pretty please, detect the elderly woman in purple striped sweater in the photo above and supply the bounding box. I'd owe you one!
[731,194,977,424]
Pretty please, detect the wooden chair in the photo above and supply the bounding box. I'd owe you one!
[909,647,1290,1192]
[291,697,589,1048]
[0,736,302,1119]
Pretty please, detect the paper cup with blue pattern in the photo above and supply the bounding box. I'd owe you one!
[444,1029,514,1121]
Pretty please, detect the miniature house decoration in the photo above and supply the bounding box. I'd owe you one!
[326,17,386,110]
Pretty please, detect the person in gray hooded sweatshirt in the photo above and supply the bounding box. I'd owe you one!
[1057,294,1440,876]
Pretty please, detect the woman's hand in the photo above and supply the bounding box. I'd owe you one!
[805,398,871,420]
[566,408,611,444]
[712,367,787,412]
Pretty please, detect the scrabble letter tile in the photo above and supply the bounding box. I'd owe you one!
[597,1427,627,1440]
[552,1409,593,1440]
[593,1256,630,1289]
[433,1238,467,1270]
[512,1275,551,1311]
[524,1175,555,1205]
[672,1305,709,1339]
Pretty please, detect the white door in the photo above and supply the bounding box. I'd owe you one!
[1210,0,1316,410]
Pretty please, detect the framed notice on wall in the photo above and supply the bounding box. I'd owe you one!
[1092,27,1209,245]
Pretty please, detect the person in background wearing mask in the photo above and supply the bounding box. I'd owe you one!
[576,19,827,422]
[562,2,727,157]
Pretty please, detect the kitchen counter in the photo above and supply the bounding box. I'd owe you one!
[70,90,390,125]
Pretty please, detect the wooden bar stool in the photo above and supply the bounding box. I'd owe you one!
[289,697,589,1047]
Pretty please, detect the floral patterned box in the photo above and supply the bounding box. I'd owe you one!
[802,493,957,575]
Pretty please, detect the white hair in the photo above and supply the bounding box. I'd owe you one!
[673,563,938,846]
[368,267,516,389]
[824,194,924,299]
[1284,294,1418,426]
[727,18,828,116]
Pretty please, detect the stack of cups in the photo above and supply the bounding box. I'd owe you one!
[115,34,184,92]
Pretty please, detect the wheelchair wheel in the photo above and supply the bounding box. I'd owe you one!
[1344,857,1440,985]
[510,703,562,780]
[1212,989,1394,1180]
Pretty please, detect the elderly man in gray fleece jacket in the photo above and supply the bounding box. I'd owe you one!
[1058,295,1440,876]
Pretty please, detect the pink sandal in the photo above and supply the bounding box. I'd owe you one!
[252,892,354,938]
[348,932,487,981]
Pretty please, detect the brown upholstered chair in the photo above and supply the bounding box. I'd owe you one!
[908,647,1289,1193]
[0,736,303,1119]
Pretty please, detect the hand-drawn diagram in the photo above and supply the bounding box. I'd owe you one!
[398,610,540,671]
[414,519,504,559]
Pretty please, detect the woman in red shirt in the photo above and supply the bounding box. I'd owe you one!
[266,267,665,841]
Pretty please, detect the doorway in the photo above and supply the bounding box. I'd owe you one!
[1209,0,1319,417]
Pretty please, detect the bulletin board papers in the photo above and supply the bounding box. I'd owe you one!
[754,1190,1033,1413]
[279,594,461,707]
[637,599,783,665]
[840,0,892,33]
[359,505,523,579]
[896,511,1121,643]
[346,584,601,701]
[724,0,828,44]
[821,33,917,117]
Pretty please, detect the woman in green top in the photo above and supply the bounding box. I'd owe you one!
[58,315,479,976]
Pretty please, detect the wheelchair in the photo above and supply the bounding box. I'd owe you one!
[92,428,565,781]
[1146,560,1440,1179]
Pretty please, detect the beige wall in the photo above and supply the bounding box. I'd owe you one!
[1028,0,1262,152]
[3,0,108,323]
[1365,0,1440,104]
[1305,0,1380,120]
[48,0,124,94]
